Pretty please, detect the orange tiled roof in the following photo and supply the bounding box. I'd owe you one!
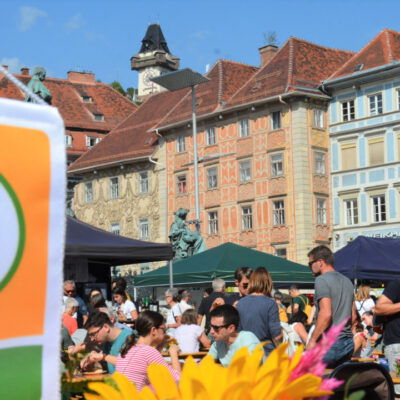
[69,60,258,172]
[226,37,354,107]
[0,73,137,132]
[155,59,258,129]
[329,29,400,79]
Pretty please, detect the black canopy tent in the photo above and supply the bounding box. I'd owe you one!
[65,216,173,266]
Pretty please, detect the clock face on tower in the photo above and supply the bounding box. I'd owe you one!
[143,69,156,88]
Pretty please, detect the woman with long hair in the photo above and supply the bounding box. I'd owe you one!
[355,284,375,317]
[112,287,138,321]
[173,309,210,353]
[116,311,180,391]
[236,267,282,356]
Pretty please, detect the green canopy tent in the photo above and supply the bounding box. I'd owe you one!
[134,242,314,288]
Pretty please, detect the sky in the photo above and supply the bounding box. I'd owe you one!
[1,0,400,90]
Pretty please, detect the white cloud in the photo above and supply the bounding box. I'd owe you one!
[192,30,211,40]
[65,13,83,31]
[18,6,47,32]
[0,57,25,73]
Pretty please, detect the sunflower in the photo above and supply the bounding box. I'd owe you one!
[85,343,334,400]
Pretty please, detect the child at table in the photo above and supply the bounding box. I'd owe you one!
[173,309,210,353]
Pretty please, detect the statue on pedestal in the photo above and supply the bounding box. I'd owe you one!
[25,67,52,104]
[168,208,206,260]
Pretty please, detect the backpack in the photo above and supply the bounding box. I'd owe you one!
[298,295,312,319]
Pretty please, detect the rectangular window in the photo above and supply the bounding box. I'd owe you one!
[241,206,253,230]
[110,177,119,199]
[314,151,326,175]
[94,113,104,121]
[369,93,383,116]
[239,119,249,137]
[239,160,251,183]
[139,218,149,239]
[140,263,150,274]
[271,111,281,130]
[176,174,187,194]
[275,248,287,259]
[207,167,218,189]
[176,135,186,152]
[110,223,120,235]
[316,198,327,225]
[139,171,149,194]
[368,138,384,166]
[345,199,358,225]
[341,100,355,121]
[84,182,93,203]
[271,153,283,176]
[313,109,324,128]
[86,136,101,147]
[208,211,218,235]
[65,134,72,147]
[372,195,386,222]
[82,96,92,102]
[206,127,216,145]
[397,89,400,110]
[341,143,357,170]
[273,200,285,226]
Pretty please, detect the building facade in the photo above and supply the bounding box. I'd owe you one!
[324,29,400,250]
[153,38,352,264]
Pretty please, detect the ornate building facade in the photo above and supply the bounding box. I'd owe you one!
[323,29,400,250]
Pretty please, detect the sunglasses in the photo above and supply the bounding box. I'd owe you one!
[210,324,230,332]
[65,290,75,294]
[308,259,319,268]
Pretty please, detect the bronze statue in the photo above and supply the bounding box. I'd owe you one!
[25,67,52,104]
[168,208,206,260]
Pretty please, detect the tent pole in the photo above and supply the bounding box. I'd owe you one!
[169,260,173,289]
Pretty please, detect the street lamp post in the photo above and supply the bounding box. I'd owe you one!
[151,68,209,233]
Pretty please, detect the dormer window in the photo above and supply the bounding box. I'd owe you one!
[86,136,101,147]
[82,96,92,102]
[94,113,104,121]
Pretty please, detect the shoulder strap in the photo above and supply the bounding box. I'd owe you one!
[298,295,308,306]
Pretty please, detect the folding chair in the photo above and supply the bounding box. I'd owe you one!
[328,361,395,400]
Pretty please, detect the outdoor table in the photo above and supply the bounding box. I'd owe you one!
[71,372,110,383]
[351,357,375,362]
[390,372,400,384]
[162,351,208,360]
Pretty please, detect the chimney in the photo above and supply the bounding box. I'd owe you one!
[258,44,279,66]
[67,70,95,83]
[20,67,29,75]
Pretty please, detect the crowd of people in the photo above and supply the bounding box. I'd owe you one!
[61,245,400,395]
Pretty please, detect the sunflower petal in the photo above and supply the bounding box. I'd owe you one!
[87,382,122,400]
[284,373,331,397]
[111,372,141,399]
[147,364,180,399]
[83,394,102,400]
[138,386,158,400]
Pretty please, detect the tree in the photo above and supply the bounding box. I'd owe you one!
[126,87,138,101]
[263,31,278,46]
[110,81,126,96]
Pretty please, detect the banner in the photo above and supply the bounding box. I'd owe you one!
[0,98,65,400]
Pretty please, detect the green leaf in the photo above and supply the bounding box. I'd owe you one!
[346,390,366,400]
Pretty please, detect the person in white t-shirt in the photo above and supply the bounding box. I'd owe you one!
[178,290,194,313]
[112,287,138,321]
[173,309,210,353]
[165,288,182,335]
[355,284,375,318]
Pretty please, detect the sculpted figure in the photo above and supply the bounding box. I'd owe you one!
[168,208,206,260]
[25,67,52,104]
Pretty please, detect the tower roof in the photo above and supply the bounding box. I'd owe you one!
[140,24,171,54]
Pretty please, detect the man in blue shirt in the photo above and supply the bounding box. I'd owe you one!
[81,311,132,373]
[208,305,260,367]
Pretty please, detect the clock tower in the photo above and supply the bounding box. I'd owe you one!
[131,24,180,98]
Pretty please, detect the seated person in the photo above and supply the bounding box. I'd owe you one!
[173,309,210,353]
[116,311,180,391]
[113,287,138,322]
[352,313,367,357]
[274,291,288,323]
[80,311,132,373]
[208,305,260,367]
[62,297,79,335]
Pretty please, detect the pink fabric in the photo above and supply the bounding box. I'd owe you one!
[116,343,180,391]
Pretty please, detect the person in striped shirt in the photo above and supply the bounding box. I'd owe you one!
[116,311,181,391]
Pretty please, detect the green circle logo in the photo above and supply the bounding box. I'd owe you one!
[0,175,25,290]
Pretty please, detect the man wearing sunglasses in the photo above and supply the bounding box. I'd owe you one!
[306,245,356,368]
[208,304,260,367]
